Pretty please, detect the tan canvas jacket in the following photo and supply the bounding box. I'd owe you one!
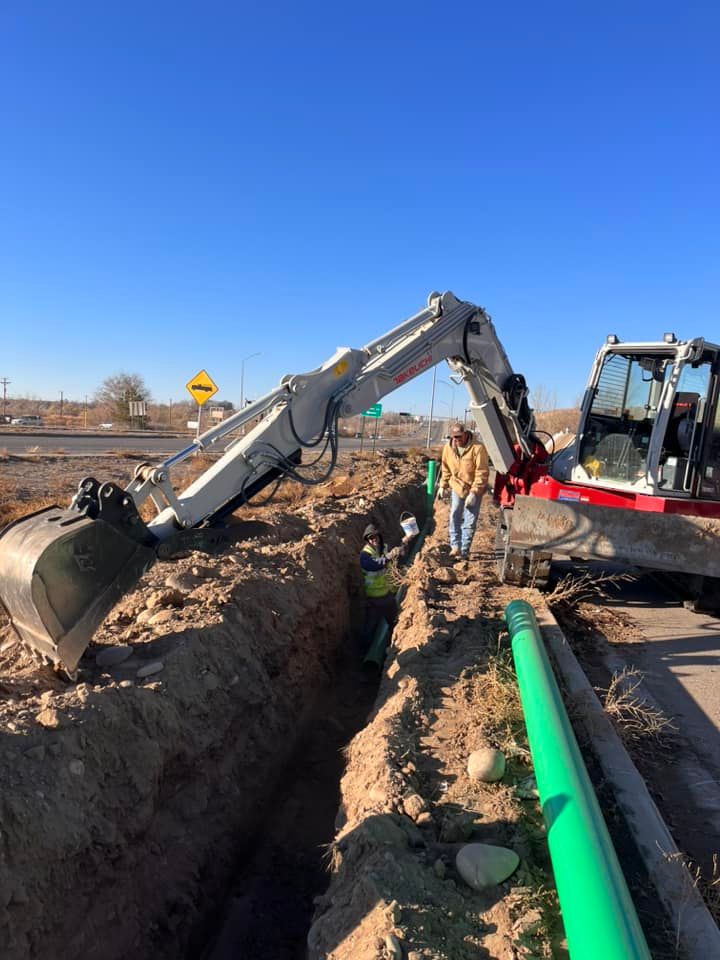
[439,434,489,498]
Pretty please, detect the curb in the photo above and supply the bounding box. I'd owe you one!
[535,605,720,959]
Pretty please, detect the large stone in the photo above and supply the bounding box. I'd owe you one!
[36,707,60,729]
[401,792,427,821]
[467,747,506,783]
[455,843,519,890]
[146,589,184,610]
[95,645,134,668]
[148,609,175,626]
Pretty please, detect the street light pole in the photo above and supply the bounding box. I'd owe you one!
[240,352,262,434]
[439,380,455,424]
[426,367,437,449]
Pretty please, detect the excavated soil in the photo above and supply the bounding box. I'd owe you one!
[0,450,565,959]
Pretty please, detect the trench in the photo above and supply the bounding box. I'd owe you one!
[180,483,429,959]
[195,648,378,959]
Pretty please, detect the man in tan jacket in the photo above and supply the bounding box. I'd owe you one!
[437,421,489,557]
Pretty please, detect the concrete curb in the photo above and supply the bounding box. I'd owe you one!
[535,605,720,959]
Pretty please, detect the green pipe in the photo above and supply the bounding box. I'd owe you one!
[363,460,437,668]
[426,459,437,499]
[505,600,651,960]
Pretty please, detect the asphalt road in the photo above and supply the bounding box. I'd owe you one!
[0,429,435,457]
[569,566,720,877]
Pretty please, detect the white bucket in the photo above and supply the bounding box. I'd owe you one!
[400,512,420,537]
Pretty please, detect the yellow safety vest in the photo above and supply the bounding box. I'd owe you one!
[362,543,392,598]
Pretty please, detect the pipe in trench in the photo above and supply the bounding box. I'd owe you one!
[505,599,651,960]
[363,459,437,668]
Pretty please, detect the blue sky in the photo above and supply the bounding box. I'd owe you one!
[1,2,718,417]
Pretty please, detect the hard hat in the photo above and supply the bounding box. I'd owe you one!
[363,523,380,541]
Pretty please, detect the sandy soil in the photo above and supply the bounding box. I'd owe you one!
[0,451,561,959]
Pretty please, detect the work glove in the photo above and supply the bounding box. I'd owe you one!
[465,491,478,509]
[437,486,446,500]
[386,545,402,560]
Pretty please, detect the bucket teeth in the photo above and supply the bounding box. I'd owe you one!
[0,505,157,673]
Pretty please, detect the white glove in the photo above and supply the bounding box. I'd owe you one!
[437,486,446,500]
[465,491,478,509]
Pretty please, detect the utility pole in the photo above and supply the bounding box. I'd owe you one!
[0,378,9,421]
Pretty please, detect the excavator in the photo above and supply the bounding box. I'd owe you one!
[1,291,720,673]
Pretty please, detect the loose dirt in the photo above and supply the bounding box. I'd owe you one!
[0,451,564,959]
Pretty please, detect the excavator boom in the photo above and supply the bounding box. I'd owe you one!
[0,292,534,671]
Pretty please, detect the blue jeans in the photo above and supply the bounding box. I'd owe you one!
[449,491,481,555]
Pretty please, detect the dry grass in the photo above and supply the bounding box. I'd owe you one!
[0,477,71,529]
[660,849,720,943]
[602,666,677,742]
[545,569,635,607]
[458,649,527,756]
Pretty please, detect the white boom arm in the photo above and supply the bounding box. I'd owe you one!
[128,291,535,539]
[0,290,536,671]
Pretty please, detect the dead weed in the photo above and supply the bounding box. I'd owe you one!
[602,666,677,742]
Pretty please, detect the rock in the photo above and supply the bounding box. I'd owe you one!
[24,745,46,762]
[401,792,427,820]
[455,843,519,890]
[95,645,134,668]
[119,680,134,688]
[36,707,60,729]
[433,858,446,879]
[68,759,85,777]
[191,564,213,578]
[136,609,153,624]
[148,609,175,626]
[164,572,199,594]
[440,811,476,842]
[146,589,184,610]
[136,661,164,679]
[415,811,433,826]
[467,747,506,783]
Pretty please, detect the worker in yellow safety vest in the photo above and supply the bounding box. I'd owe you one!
[359,523,410,652]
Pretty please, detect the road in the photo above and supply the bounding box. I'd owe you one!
[0,429,434,457]
[562,567,720,879]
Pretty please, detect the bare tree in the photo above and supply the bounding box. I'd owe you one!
[530,383,558,413]
[95,373,152,425]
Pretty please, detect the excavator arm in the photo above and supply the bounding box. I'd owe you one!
[0,291,536,671]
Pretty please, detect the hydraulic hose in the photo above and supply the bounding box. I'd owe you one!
[505,599,651,960]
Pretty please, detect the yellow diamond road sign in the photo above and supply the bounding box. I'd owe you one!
[186,369,219,406]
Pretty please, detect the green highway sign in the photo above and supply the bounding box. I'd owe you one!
[361,403,382,418]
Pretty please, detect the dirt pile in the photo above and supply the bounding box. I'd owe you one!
[0,452,427,959]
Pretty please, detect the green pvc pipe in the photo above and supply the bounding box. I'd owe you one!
[505,600,651,960]
[364,460,437,668]
[426,458,437,499]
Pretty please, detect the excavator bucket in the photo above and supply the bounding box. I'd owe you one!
[0,505,157,673]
